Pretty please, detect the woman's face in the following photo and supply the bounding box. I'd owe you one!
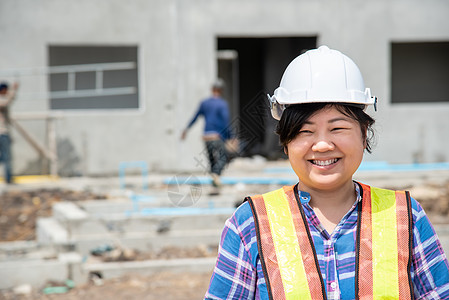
[286,106,365,193]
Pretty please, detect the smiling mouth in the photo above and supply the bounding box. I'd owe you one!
[310,158,339,166]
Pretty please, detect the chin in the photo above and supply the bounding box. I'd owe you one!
[306,176,351,191]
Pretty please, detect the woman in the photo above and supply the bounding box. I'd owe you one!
[204,46,449,299]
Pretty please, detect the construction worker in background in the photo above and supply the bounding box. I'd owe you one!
[181,79,231,193]
[205,46,449,299]
[0,81,18,184]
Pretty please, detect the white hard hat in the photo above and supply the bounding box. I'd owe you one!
[212,78,225,90]
[268,45,377,120]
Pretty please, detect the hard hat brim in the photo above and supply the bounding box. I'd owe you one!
[268,94,376,121]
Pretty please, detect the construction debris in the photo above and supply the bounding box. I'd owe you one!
[0,188,106,242]
[89,244,218,262]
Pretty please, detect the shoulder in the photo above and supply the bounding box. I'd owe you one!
[218,98,229,107]
[228,201,255,231]
[209,97,227,106]
[200,97,218,107]
[409,196,439,240]
[220,201,258,256]
[409,195,423,214]
[223,201,256,242]
[409,195,430,224]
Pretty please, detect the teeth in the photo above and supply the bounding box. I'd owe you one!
[312,159,338,166]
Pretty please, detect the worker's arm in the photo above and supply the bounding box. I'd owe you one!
[181,102,203,140]
[204,202,260,299]
[0,82,19,107]
[411,197,449,298]
[220,101,232,140]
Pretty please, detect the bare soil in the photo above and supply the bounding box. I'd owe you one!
[0,188,106,241]
[0,272,213,300]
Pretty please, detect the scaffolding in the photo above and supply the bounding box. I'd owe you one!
[0,61,137,176]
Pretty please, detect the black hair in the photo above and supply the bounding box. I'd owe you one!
[0,82,8,92]
[276,103,376,153]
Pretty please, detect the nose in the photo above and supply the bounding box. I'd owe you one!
[312,139,335,152]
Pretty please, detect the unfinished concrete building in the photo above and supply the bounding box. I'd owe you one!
[0,0,448,177]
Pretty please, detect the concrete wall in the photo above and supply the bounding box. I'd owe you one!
[0,0,448,175]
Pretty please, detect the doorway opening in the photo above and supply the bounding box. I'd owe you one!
[217,36,317,158]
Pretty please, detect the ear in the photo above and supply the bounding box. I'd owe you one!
[362,128,368,149]
[284,146,288,156]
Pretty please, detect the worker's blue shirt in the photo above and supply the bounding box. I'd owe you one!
[187,96,231,140]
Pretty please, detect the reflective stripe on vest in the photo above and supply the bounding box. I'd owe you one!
[247,183,413,300]
[248,185,326,300]
[357,182,414,300]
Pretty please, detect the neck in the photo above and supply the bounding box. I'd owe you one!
[301,180,357,233]
[305,181,356,208]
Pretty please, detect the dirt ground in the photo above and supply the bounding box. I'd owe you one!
[0,272,213,300]
[0,188,107,241]
[1,181,449,299]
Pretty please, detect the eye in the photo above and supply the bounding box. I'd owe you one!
[331,127,349,132]
[298,129,313,135]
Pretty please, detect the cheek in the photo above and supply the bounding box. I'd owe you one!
[286,139,309,158]
[341,137,362,150]
[343,135,366,156]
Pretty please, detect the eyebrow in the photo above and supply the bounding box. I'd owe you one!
[329,117,351,123]
[303,117,352,125]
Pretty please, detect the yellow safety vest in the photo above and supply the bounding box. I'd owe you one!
[247,182,413,300]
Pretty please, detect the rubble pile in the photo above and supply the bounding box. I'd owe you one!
[0,188,106,241]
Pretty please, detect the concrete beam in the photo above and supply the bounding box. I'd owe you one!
[53,202,88,220]
[36,218,68,245]
[84,257,215,280]
[72,229,222,255]
[0,252,85,289]
[43,212,230,238]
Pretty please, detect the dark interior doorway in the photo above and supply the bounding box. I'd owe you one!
[217,36,317,158]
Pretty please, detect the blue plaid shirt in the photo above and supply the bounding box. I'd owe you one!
[205,184,449,299]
